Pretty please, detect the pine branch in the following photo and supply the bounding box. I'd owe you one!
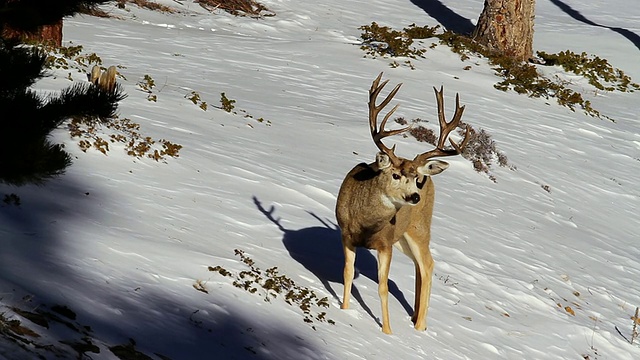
[0,39,47,94]
[41,82,127,129]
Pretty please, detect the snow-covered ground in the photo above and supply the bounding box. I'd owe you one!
[1,0,639,359]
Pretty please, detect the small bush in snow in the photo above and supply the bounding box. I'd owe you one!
[219,92,236,113]
[115,0,176,13]
[195,0,274,18]
[359,22,437,60]
[209,249,335,329]
[359,22,639,121]
[68,116,183,161]
[137,74,157,102]
[186,91,208,110]
[458,123,514,182]
[42,44,103,73]
[2,193,21,206]
[537,50,640,93]
[396,117,514,182]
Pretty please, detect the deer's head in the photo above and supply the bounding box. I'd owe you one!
[372,152,449,208]
[367,73,469,209]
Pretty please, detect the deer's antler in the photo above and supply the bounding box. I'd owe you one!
[369,73,410,166]
[414,86,469,164]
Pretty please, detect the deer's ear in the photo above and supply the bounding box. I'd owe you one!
[418,160,449,175]
[376,152,392,170]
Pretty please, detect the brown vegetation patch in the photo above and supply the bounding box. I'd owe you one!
[195,0,274,17]
[119,0,176,13]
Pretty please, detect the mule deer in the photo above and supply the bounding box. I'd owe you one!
[335,73,468,334]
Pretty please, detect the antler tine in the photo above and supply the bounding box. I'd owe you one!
[446,92,468,149]
[376,103,405,137]
[449,124,470,153]
[434,86,447,149]
[452,93,466,127]
[368,73,410,164]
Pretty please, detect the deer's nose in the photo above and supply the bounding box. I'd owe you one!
[407,193,420,204]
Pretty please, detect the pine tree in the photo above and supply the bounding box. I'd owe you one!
[0,0,124,185]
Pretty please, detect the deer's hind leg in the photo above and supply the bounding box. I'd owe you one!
[341,241,356,309]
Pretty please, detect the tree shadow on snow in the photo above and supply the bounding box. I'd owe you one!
[0,177,101,295]
[549,0,640,51]
[253,196,414,328]
[409,0,475,35]
[0,180,319,359]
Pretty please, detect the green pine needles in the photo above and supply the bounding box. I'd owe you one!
[358,22,638,121]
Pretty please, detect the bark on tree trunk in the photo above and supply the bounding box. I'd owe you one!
[2,19,63,46]
[472,0,536,62]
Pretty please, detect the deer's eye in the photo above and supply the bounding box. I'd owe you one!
[392,173,401,180]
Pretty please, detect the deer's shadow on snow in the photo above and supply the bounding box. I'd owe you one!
[253,196,413,327]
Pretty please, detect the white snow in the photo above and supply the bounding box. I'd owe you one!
[1,0,640,359]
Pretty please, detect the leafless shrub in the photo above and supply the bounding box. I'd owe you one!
[399,118,514,182]
[395,117,438,144]
[457,123,514,182]
[409,125,437,144]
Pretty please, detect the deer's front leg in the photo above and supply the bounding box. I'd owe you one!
[341,241,356,309]
[377,246,393,334]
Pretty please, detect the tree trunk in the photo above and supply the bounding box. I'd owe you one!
[472,0,536,61]
[2,19,63,46]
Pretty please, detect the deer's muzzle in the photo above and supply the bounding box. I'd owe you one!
[406,193,420,204]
